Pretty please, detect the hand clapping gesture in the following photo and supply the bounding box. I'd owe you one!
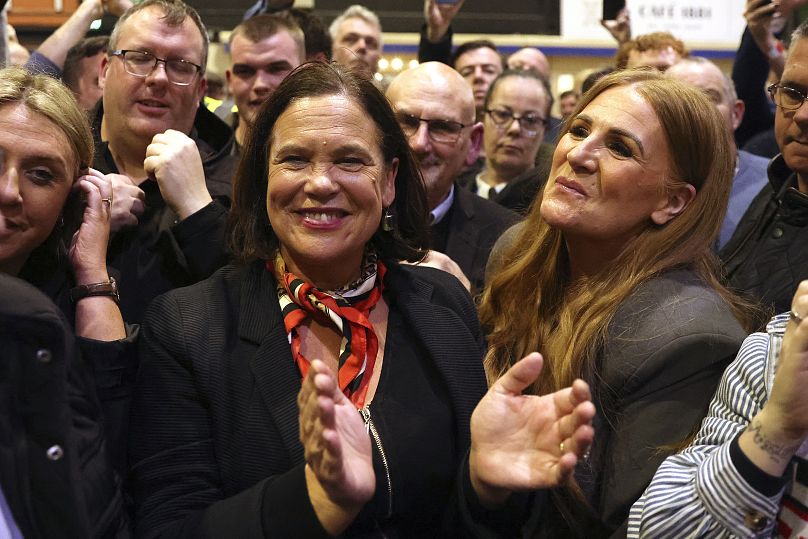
[298,360,375,535]
[296,353,596,532]
[469,353,596,507]
[743,281,808,469]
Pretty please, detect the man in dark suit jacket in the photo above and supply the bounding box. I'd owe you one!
[386,61,519,291]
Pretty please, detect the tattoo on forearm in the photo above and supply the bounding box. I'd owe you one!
[747,419,796,464]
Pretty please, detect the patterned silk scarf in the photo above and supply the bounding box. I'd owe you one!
[268,251,387,408]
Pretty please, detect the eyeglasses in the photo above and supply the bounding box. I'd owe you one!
[768,83,808,111]
[110,50,202,86]
[485,108,547,137]
[395,112,468,144]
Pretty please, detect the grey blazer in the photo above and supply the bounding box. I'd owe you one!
[486,224,747,537]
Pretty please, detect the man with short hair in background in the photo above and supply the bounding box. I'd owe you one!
[226,14,305,152]
[667,57,769,248]
[329,4,382,77]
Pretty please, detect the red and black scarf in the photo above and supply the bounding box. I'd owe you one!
[268,251,386,408]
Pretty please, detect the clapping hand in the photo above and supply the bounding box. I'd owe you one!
[469,353,596,508]
[761,282,808,448]
[298,360,375,534]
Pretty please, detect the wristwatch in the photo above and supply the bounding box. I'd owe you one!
[69,277,120,304]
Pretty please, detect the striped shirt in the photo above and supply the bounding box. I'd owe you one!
[628,314,792,538]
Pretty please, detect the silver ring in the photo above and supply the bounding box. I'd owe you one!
[791,310,804,324]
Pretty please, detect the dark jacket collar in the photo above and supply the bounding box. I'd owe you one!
[89,101,236,171]
[767,153,808,225]
[235,260,482,461]
[767,153,794,194]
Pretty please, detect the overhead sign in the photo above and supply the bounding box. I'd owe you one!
[629,0,746,45]
[561,0,747,48]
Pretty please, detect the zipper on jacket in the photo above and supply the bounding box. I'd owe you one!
[359,406,393,518]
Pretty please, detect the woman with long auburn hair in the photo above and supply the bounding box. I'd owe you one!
[479,69,761,536]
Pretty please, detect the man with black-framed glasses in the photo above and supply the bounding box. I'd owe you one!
[386,61,519,292]
[94,0,238,324]
[720,24,808,315]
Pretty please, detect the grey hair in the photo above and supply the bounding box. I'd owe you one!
[328,4,382,42]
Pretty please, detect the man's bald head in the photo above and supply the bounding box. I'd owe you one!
[388,62,476,122]
[667,57,744,136]
[387,62,482,209]
[507,47,550,79]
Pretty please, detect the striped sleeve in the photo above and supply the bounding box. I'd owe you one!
[628,321,789,538]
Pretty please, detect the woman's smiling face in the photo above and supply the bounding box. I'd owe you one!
[266,93,397,287]
[540,85,677,255]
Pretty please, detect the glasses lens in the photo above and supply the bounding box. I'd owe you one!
[519,114,544,132]
[781,87,806,109]
[489,109,512,126]
[395,113,420,136]
[166,59,198,85]
[124,51,155,76]
[428,120,462,143]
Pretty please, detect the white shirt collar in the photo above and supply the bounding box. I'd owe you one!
[430,184,455,225]
[475,173,506,199]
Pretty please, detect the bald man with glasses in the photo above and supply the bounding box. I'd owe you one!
[386,62,519,292]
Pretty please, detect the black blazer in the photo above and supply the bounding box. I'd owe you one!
[129,261,489,538]
[443,186,521,293]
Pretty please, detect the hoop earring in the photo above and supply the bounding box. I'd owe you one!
[382,208,394,232]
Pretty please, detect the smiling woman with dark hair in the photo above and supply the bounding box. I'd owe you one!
[129,61,596,538]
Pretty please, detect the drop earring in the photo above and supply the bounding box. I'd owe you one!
[382,208,394,232]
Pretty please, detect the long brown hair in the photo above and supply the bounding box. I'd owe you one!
[479,69,757,396]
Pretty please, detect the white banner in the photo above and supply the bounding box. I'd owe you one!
[561,0,747,48]
[629,0,746,45]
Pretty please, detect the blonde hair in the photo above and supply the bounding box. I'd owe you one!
[479,69,754,396]
[0,66,93,173]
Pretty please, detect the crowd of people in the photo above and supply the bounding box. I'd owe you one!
[3,0,808,537]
